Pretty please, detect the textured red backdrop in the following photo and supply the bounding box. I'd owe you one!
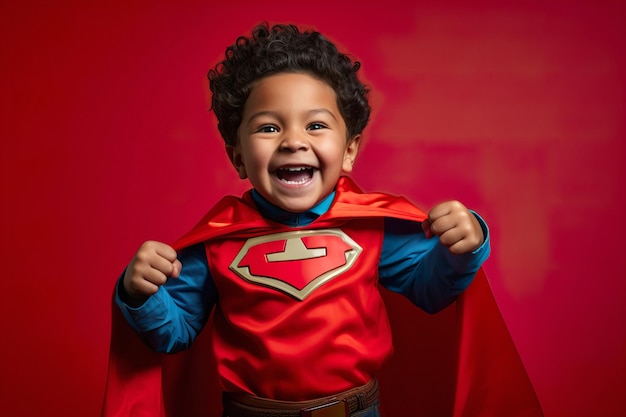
[1,1,625,416]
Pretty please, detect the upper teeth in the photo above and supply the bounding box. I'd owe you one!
[282,167,308,171]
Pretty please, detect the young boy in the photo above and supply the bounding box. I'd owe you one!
[114,23,490,417]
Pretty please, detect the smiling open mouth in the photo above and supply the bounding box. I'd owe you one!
[275,166,315,185]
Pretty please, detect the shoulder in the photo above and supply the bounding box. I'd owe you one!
[330,177,427,222]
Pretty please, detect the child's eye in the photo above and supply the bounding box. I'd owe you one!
[307,123,327,131]
[256,125,279,133]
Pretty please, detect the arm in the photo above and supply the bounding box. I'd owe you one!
[379,204,490,313]
[115,242,217,353]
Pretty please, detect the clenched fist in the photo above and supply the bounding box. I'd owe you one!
[123,241,181,301]
[421,201,484,255]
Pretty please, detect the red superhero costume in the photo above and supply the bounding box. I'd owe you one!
[101,177,543,416]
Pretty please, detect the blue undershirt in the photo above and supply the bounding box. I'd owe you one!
[116,190,490,353]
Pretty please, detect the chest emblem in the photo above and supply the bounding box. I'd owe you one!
[229,228,362,301]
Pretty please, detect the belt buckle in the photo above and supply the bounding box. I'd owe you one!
[301,399,349,417]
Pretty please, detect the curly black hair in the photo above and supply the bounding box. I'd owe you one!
[208,23,371,146]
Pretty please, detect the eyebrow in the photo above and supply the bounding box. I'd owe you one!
[308,108,339,121]
[245,108,339,126]
[244,110,278,126]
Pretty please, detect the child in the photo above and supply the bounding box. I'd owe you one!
[106,23,540,417]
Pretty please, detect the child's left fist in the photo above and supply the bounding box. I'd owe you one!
[422,200,484,255]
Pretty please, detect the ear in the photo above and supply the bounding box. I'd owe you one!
[225,144,248,179]
[341,134,361,174]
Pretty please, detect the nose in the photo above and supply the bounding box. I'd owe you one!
[279,130,310,152]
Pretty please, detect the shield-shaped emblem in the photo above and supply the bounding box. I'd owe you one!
[229,228,362,300]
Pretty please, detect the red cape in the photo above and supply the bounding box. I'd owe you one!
[101,177,543,416]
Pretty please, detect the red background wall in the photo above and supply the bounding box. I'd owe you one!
[1,1,624,416]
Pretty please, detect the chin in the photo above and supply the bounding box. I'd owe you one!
[270,191,321,213]
[276,198,317,213]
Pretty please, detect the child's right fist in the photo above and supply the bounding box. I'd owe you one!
[123,241,181,301]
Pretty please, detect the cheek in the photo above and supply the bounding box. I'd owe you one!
[318,140,346,162]
[243,146,269,172]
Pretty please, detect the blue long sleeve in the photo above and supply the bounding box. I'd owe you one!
[115,244,217,353]
[379,214,490,313]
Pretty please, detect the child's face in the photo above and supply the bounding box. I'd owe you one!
[227,72,359,213]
